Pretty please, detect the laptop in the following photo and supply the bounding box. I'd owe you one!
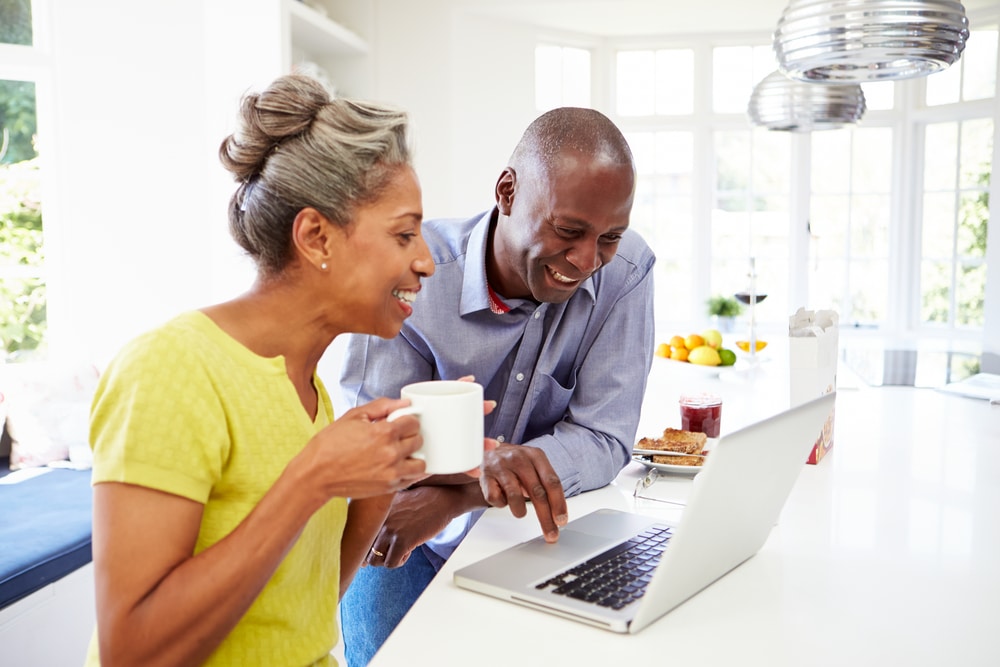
[453,392,835,634]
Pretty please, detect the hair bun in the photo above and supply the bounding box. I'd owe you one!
[219,75,331,182]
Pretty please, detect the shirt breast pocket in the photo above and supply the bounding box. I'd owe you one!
[525,369,577,438]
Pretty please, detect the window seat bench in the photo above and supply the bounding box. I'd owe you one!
[0,460,96,663]
[0,464,93,609]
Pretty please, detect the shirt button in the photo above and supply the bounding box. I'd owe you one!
[497,435,506,443]
[534,311,541,319]
[516,372,525,381]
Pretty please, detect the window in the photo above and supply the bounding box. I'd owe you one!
[627,130,695,318]
[616,48,693,116]
[712,45,774,114]
[809,127,893,326]
[917,26,996,334]
[535,44,591,111]
[1,0,46,361]
[713,127,792,320]
[920,118,992,329]
[927,27,998,106]
[544,17,997,344]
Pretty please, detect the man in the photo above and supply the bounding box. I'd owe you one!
[338,107,656,666]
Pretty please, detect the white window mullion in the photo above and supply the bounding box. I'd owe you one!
[693,41,715,313]
[982,86,1000,369]
[887,76,915,339]
[788,132,811,311]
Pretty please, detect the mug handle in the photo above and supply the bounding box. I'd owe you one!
[387,406,421,422]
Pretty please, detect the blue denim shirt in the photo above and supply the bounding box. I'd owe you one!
[340,208,656,564]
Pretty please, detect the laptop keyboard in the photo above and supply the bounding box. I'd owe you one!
[534,524,673,610]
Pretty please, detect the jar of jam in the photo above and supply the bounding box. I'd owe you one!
[678,393,723,438]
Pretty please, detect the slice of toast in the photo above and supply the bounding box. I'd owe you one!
[651,454,703,466]
[637,428,708,467]
[638,427,707,454]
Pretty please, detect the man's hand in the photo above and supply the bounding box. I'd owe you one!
[479,444,569,543]
[365,485,479,568]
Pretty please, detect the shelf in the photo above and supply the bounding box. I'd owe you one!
[287,0,369,58]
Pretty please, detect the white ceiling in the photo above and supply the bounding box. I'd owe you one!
[459,0,998,37]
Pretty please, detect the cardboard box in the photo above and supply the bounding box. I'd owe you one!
[789,308,838,465]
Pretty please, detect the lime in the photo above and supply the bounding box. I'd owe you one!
[718,348,737,366]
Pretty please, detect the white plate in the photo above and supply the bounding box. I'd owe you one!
[631,454,702,475]
[658,357,722,377]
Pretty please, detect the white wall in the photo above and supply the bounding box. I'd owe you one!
[45,0,279,365]
[45,1,208,364]
[370,0,549,218]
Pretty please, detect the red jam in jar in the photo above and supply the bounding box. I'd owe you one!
[678,393,723,438]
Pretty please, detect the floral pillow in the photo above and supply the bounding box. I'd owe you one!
[0,362,100,470]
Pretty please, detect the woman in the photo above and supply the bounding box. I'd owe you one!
[85,74,455,666]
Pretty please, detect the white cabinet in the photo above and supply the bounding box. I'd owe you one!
[284,0,372,98]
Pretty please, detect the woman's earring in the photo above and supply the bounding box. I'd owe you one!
[321,262,328,270]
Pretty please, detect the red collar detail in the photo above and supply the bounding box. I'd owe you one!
[487,282,510,314]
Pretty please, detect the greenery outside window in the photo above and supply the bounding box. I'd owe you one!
[1,0,46,360]
[920,118,992,329]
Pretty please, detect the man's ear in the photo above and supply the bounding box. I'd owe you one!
[291,207,333,271]
[495,168,516,216]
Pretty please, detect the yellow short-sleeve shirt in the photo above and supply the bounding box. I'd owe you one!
[85,311,346,666]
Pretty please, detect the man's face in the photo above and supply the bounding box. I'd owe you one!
[494,150,634,304]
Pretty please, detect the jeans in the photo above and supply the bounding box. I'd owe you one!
[340,546,438,667]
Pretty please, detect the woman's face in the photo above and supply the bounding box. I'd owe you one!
[332,165,434,338]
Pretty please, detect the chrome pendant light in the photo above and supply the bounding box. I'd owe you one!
[747,70,867,131]
[774,0,970,83]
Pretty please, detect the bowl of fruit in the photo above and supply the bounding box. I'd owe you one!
[654,328,737,374]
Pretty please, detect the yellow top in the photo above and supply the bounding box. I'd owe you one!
[85,311,344,666]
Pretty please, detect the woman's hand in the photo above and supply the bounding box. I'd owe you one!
[296,397,429,504]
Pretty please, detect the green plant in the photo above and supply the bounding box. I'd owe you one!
[0,156,46,359]
[706,294,743,318]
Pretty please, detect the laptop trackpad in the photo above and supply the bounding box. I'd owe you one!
[513,529,616,563]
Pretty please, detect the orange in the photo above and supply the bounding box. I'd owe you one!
[655,342,671,358]
[670,347,689,362]
[668,335,686,349]
[735,340,768,352]
[684,333,705,350]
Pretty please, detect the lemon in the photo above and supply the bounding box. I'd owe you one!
[684,333,705,350]
[687,345,721,366]
[700,328,723,349]
[718,348,737,366]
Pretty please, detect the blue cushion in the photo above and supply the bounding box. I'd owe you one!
[0,468,93,609]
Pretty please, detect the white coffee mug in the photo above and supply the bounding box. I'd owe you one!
[387,380,485,474]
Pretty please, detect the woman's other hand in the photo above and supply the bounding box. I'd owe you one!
[296,397,428,502]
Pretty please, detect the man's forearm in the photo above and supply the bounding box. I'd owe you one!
[409,472,482,487]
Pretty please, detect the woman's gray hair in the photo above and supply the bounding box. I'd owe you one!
[219,74,411,275]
